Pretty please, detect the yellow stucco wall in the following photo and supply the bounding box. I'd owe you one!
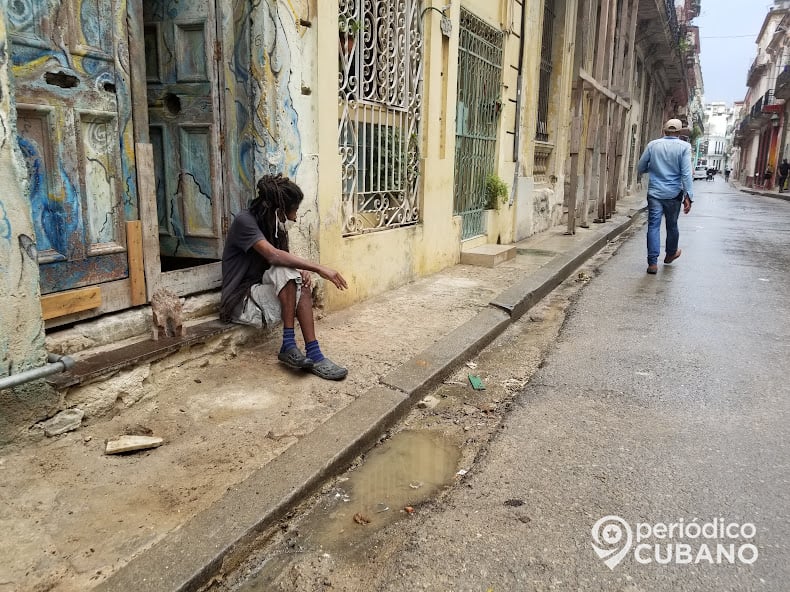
[314,0,462,310]
[310,0,583,308]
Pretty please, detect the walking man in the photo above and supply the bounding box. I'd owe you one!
[636,119,694,275]
[778,159,789,193]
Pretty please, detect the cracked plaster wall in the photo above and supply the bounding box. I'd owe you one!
[0,16,59,445]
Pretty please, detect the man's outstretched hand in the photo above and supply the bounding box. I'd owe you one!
[318,266,348,290]
[683,195,692,214]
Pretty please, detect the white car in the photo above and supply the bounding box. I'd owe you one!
[693,165,708,180]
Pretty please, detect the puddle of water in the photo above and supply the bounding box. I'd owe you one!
[238,430,460,590]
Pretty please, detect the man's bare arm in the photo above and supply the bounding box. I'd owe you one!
[252,239,348,290]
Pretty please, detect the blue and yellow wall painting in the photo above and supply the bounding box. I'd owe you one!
[251,0,306,184]
[0,11,49,381]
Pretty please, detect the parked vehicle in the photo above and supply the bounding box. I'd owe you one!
[693,165,708,180]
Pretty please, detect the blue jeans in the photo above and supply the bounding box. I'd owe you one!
[646,195,682,265]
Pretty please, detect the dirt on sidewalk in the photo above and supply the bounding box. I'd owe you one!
[0,212,640,592]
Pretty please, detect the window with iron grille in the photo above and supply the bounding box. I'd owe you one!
[535,0,556,142]
[338,0,423,236]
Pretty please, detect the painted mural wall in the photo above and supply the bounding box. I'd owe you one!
[0,14,58,444]
[251,1,320,264]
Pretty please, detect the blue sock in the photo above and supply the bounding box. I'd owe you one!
[281,328,297,353]
[305,340,325,362]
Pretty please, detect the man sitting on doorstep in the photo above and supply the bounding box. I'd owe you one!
[220,174,349,381]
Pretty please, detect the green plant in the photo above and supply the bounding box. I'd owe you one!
[339,16,362,35]
[689,124,702,145]
[485,174,509,209]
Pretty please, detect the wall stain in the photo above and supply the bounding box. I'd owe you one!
[0,200,11,241]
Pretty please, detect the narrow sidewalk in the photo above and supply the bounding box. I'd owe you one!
[0,194,646,592]
[732,180,790,202]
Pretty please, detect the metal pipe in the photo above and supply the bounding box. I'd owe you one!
[510,0,528,207]
[0,353,75,391]
[512,0,527,164]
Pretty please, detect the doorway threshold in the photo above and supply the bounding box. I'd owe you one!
[47,319,233,389]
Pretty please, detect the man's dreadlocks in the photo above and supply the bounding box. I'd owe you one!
[249,173,304,252]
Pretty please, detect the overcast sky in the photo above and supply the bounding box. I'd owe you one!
[695,0,775,105]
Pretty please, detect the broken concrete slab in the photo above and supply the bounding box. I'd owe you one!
[39,408,84,437]
[105,435,164,455]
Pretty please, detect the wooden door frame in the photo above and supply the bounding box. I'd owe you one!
[127,0,229,299]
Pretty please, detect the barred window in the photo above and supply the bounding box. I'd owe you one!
[536,0,556,142]
[338,0,423,236]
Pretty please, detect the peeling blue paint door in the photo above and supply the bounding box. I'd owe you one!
[9,1,135,294]
[144,0,224,260]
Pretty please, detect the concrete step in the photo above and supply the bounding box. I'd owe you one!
[46,319,233,389]
[460,244,517,268]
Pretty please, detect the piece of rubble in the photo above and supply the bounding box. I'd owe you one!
[105,435,163,455]
[416,394,441,409]
[39,408,84,437]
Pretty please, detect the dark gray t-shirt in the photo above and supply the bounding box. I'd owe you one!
[220,210,268,321]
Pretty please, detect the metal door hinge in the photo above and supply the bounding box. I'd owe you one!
[214,40,222,62]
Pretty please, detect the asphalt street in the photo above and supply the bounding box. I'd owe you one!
[372,178,790,591]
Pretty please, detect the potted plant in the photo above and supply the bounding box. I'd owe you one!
[339,16,362,55]
[485,173,509,210]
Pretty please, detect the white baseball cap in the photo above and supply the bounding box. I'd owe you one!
[663,118,690,133]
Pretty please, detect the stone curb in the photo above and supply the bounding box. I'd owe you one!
[381,307,511,398]
[739,188,790,203]
[491,212,644,319]
[95,208,644,592]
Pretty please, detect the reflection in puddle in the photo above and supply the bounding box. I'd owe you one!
[238,430,460,590]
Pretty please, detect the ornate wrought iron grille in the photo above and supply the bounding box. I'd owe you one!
[338,0,423,236]
[536,0,556,142]
[453,9,503,240]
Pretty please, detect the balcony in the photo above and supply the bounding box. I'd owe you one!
[664,0,681,45]
[776,66,790,100]
[687,0,701,19]
[749,89,781,119]
[747,58,769,88]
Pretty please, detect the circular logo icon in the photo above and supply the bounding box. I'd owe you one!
[591,515,633,570]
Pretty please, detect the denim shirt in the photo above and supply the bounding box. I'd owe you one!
[636,136,694,200]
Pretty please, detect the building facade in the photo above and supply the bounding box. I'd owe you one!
[702,101,731,171]
[733,1,789,187]
[0,0,697,443]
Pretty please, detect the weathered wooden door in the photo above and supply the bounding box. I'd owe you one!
[9,1,134,294]
[144,0,224,260]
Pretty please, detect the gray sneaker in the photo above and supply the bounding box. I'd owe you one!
[310,357,348,381]
[278,347,314,370]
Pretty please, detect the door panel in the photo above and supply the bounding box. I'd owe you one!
[144,0,224,260]
[9,0,131,294]
[453,9,504,240]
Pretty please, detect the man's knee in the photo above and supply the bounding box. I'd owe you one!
[298,284,313,307]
